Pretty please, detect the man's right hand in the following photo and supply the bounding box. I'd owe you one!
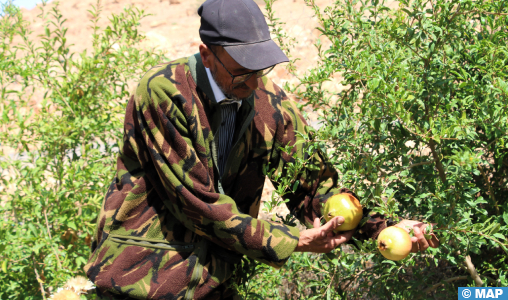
[294,216,354,253]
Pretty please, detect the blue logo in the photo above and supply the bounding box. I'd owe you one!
[458,288,508,299]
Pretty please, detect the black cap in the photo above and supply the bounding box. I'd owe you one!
[198,0,289,70]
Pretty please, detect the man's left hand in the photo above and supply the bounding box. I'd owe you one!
[394,220,440,253]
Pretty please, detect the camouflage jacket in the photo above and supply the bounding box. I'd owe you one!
[85,54,385,300]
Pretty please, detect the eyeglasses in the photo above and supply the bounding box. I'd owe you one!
[209,48,275,85]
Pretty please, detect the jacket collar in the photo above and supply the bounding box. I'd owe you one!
[189,53,216,104]
[189,53,253,108]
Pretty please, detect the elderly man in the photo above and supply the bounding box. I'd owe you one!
[84,0,438,299]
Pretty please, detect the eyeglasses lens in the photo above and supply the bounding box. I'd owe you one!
[232,66,275,84]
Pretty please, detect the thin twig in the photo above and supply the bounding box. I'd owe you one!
[478,164,500,215]
[395,116,458,141]
[428,139,447,183]
[486,137,502,149]
[32,253,47,300]
[459,9,508,16]
[342,266,376,290]
[43,209,53,240]
[405,160,433,169]
[43,209,62,269]
[419,276,468,296]
[322,270,336,297]
[435,229,508,253]
[308,264,328,274]
[465,255,483,287]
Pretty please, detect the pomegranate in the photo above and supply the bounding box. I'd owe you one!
[377,226,412,261]
[323,193,363,232]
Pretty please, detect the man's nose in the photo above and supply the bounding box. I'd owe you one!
[244,74,259,91]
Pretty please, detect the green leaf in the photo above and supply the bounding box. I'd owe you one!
[76,256,87,268]
[489,224,501,235]
[405,182,416,191]
[68,220,77,230]
[493,233,506,241]
[28,224,38,237]
[292,181,299,192]
[475,198,488,204]
[369,78,380,90]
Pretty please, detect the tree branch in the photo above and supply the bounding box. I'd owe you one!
[428,139,447,183]
[478,164,500,215]
[43,209,62,269]
[465,255,483,287]
[459,9,508,16]
[419,275,468,296]
[405,160,433,169]
[32,253,47,300]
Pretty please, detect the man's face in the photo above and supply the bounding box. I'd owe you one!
[203,46,259,100]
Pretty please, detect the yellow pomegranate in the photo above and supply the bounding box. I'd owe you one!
[323,193,363,232]
[377,226,412,261]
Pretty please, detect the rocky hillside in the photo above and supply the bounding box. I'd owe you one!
[18,0,336,84]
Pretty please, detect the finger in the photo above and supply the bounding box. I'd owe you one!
[313,217,320,229]
[394,222,413,233]
[419,223,432,234]
[414,226,429,252]
[320,217,337,237]
[341,230,354,241]
[410,236,419,253]
[321,216,345,235]
[420,224,440,248]
[328,232,350,249]
[428,234,440,248]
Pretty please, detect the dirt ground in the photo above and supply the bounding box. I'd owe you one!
[18,0,336,82]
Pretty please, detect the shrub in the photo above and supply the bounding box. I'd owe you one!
[0,1,161,298]
[2,0,507,298]
[242,0,508,298]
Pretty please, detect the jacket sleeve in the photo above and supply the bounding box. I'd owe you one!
[267,84,388,240]
[131,64,300,268]
[353,207,402,240]
[266,85,345,228]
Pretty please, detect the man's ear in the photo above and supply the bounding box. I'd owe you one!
[199,44,213,68]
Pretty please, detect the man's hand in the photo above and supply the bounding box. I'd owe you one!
[295,216,354,253]
[395,220,440,253]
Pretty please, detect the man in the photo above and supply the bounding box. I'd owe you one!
[84,0,439,299]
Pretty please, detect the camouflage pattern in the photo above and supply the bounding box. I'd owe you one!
[84,53,353,299]
[355,208,402,241]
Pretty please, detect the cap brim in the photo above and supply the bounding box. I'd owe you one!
[224,39,289,70]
